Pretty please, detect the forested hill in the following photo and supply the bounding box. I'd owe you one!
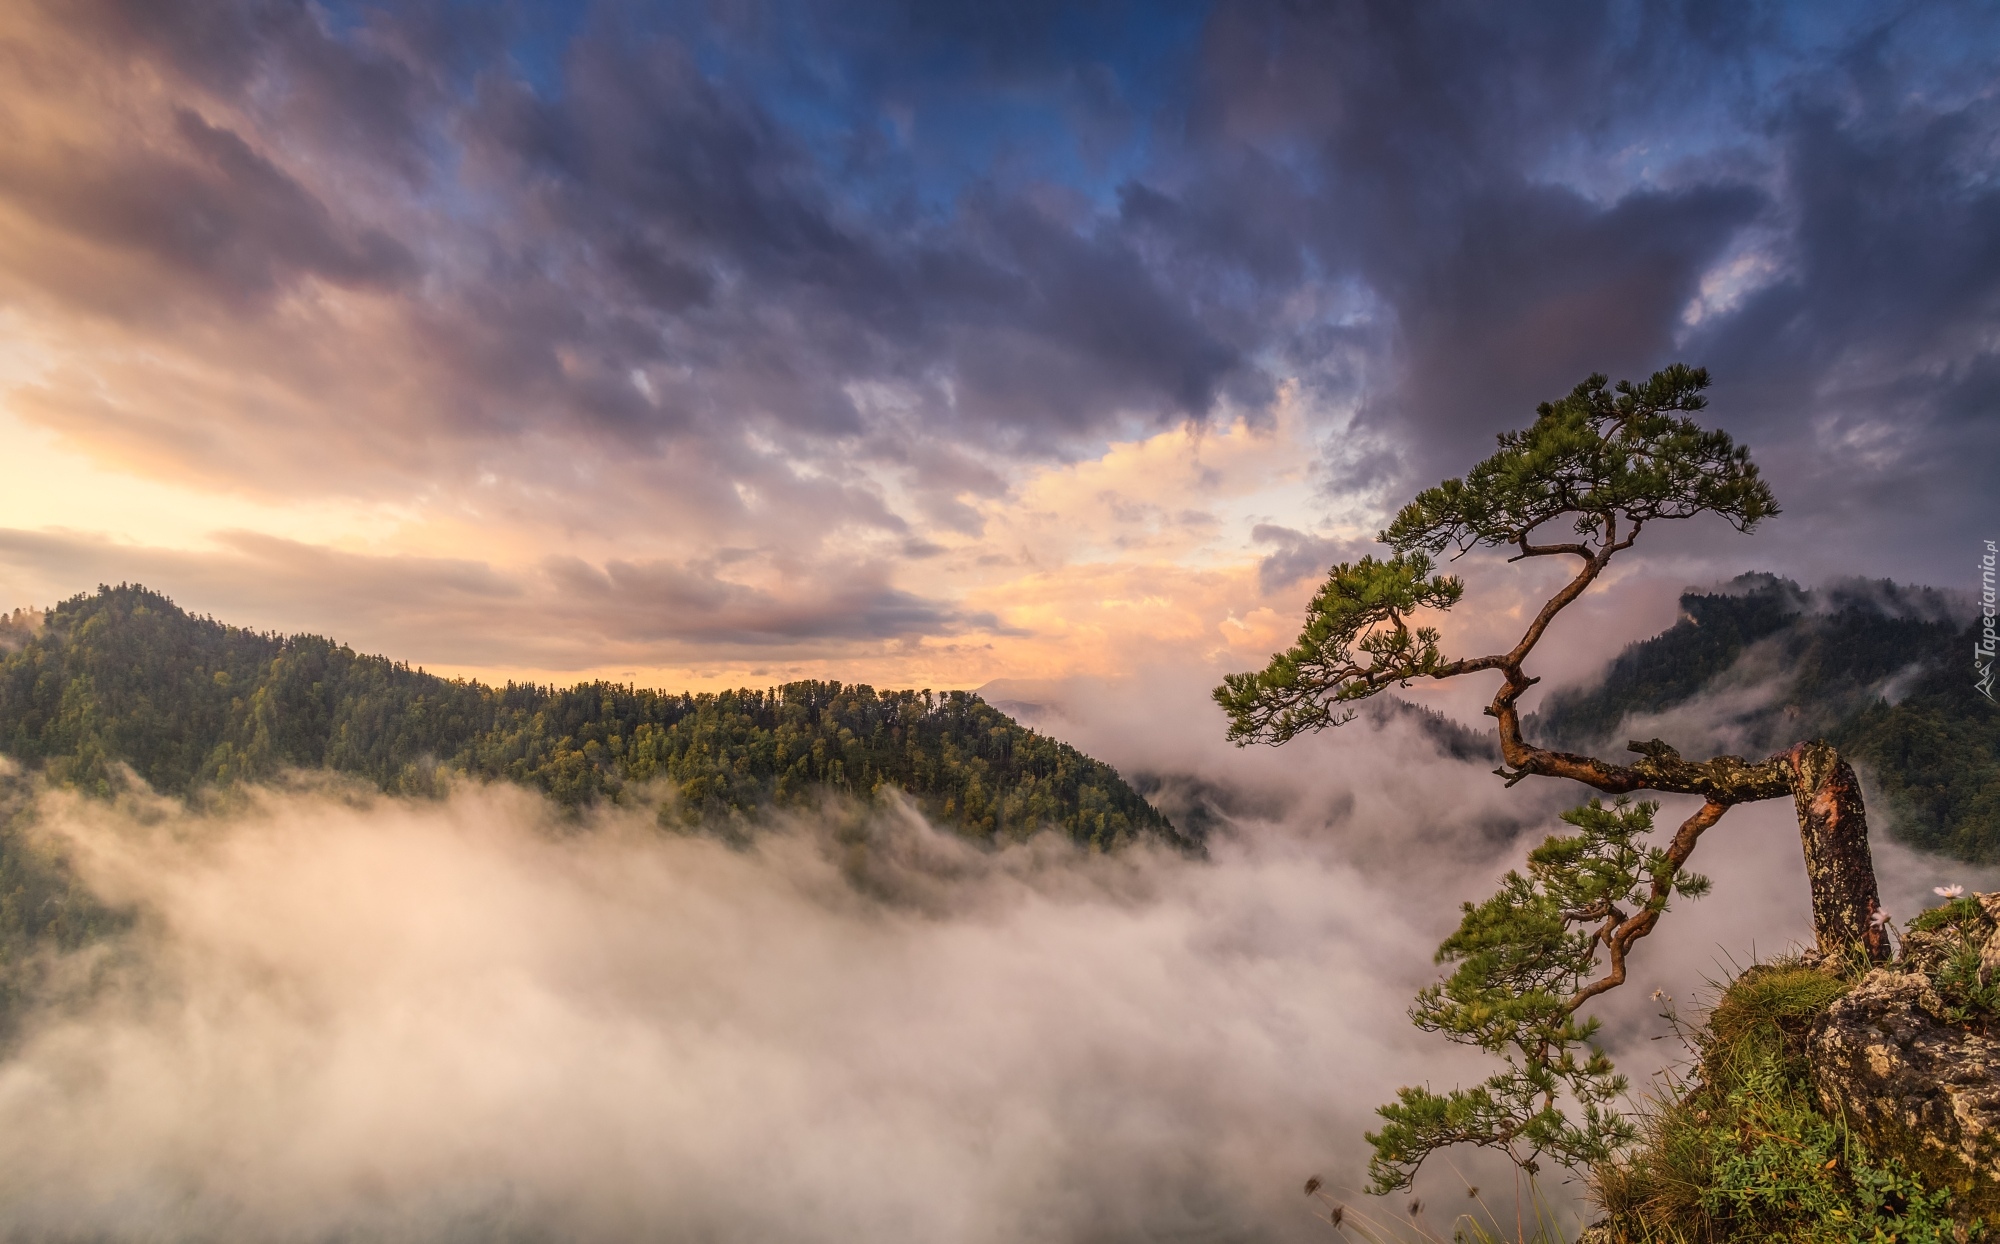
[0,586,1186,851]
[1533,574,1998,861]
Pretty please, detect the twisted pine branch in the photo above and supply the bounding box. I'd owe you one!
[1366,798,1714,1192]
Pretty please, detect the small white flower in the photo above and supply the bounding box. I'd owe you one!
[1936,884,1966,899]
[1869,909,1893,927]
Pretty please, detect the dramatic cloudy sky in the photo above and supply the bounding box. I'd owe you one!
[1,0,1996,689]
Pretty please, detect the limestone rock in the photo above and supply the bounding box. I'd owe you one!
[1900,892,2000,980]
[1810,967,2000,1201]
[1980,893,2000,986]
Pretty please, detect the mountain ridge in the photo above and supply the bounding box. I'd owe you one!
[0,585,1188,851]
[1534,572,1998,860]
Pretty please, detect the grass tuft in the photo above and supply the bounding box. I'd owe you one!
[1593,958,1981,1243]
[1700,963,1850,1066]
[1901,898,2000,1027]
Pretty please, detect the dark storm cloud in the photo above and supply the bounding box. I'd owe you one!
[1181,2,1776,457]
[1159,0,1996,584]
[443,22,1257,443]
[3,0,1996,629]
[55,0,450,176]
[6,0,1266,484]
[0,100,414,315]
[1359,182,1761,456]
[1689,87,2000,501]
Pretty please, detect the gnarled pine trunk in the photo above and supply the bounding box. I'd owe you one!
[1497,707,1892,965]
[1786,741,1890,963]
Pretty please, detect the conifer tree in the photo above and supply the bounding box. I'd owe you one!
[1214,365,1892,1188]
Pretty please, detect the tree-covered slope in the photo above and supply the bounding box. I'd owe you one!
[0,769,127,1039]
[0,586,1186,850]
[1534,574,1999,860]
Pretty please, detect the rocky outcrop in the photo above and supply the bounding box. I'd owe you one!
[1896,892,2000,980]
[1810,967,2000,1205]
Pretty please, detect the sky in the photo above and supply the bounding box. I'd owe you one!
[1,0,1997,693]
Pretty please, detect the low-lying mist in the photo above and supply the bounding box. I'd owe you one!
[0,667,1981,1242]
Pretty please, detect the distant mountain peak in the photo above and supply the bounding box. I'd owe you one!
[1535,573,1997,860]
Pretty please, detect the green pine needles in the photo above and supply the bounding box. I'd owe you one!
[1367,798,1712,1193]
[1383,365,1775,559]
[1213,553,1463,744]
[1214,364,1777,753]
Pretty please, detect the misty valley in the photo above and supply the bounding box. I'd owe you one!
[0,573,1991,1241]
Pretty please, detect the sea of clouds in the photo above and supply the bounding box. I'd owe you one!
[0,662,1981,1242]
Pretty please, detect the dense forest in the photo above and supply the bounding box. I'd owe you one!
[0,586,1185,851]
[1534,574,2000,860]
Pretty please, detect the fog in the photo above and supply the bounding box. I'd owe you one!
[0,665,1981,1242]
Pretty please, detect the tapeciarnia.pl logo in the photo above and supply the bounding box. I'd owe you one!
[1980,539,1997,704]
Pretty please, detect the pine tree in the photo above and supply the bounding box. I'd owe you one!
[1215,366,1892,1188]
